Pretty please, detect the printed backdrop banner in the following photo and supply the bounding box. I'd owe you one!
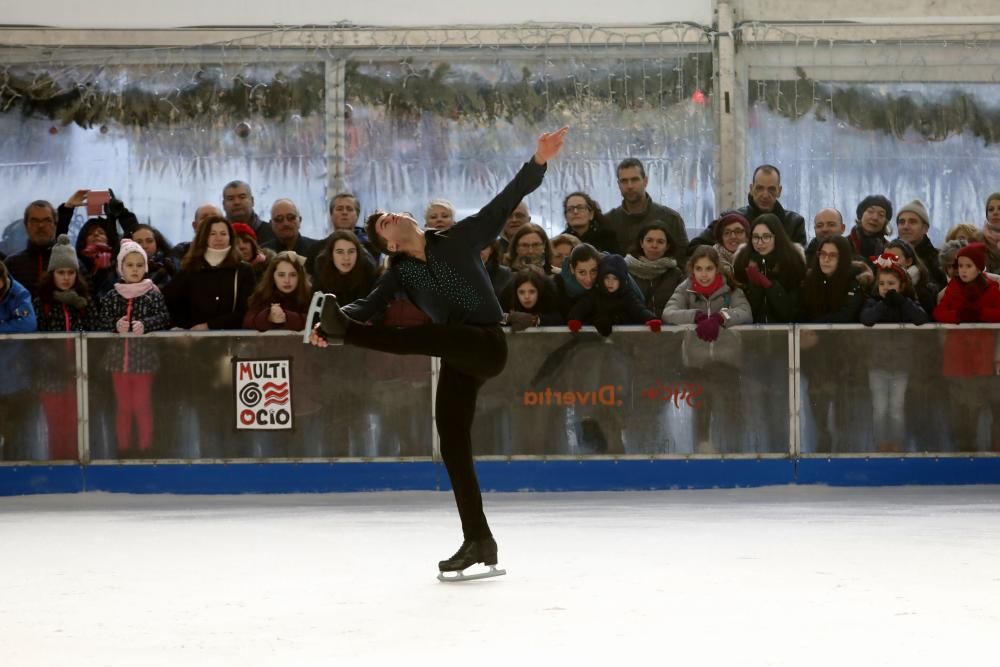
[233,357,294,431]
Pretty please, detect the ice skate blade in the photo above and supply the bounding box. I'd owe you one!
[303,292,325,343]
[437,565,507,582]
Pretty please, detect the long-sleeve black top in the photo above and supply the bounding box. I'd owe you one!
[344,159,546,325]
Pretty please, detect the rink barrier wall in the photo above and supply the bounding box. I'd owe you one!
[1,326,1000,495]
[2,458,999,495]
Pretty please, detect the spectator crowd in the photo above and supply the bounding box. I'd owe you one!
[2,160,1000,457]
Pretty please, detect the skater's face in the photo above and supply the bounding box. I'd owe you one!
[273,260,299,294]
[602,273,620,293]
[640,229,668,261]
[207,222,231,250]
[53,267,77,291]
[424,205,455,231]
[516,281,539,310]
[131,228,158,257]
[692,256,718,287]
[751,223,775,256]
[817,242,839,277]
[332,239,358,274]
[236,236,254,262]
[877,272,901,297]
[956,256,980,284]
[375,212,419,253]
[572,258,599,290]
[120,252,146,284]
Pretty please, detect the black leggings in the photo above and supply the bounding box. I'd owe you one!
[345,322,507,540]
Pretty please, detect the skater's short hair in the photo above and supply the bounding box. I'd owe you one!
[365,210,390,255]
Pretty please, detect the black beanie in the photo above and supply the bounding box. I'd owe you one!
[856,195,893,222]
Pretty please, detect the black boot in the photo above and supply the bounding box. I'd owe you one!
[438,536,498,572]
[319,293,354,342]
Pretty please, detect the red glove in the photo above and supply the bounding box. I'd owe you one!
[695,312,724,342]
[646,319,662,333]
[746,264,772,289]
[568,319,583,333]
[693,311,708,324]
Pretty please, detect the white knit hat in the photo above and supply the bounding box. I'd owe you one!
[117,238,147,276]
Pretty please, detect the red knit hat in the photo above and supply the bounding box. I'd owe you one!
[871,252,909,284]
[231,222,257,240]
[956,242,987,273]
[714,211,751,245]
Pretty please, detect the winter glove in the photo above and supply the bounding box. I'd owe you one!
[131,320,145,335]
[568,319,583,333]
[595,320,613,338]
[695,312,724,343]
[883,290,903,307]
[506,311,538,332]
[83,242,113,270]
[957,306,979,323]
[693,311,708,325]
[646,319,662,333]
[106,189,127,220]
[116,317,130,334]
[745,264,773,289]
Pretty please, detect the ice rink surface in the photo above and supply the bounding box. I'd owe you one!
[1,486,998,667]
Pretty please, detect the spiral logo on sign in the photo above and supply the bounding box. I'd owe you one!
[239,382,262,407]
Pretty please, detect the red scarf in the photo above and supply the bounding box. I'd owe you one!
[690,272,724,296]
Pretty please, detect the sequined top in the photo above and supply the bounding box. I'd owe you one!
[344,159,546,325]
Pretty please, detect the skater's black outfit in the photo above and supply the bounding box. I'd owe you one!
[338,159,547,549]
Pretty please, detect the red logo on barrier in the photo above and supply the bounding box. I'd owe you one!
[641,381,705,409]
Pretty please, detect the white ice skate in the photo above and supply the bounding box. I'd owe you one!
[303,292,325,343]
[437,565,507,583]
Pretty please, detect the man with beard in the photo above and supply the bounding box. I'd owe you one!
[605,157,687,263]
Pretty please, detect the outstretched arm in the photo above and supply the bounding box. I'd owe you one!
[452,127,569,250]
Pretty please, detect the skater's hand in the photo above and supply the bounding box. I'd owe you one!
[567,319,583,333]
[269,303,287,324]
[116,317,130,334]
[131,320,145,335]
[308,323,329,348]
[533,126,568,165]
[646,318,662,333]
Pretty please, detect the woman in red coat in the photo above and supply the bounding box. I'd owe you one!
[933,243,1000,451]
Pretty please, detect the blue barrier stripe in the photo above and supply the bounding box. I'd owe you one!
[3,459,1000,495]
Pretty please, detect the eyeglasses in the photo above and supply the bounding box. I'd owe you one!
[818,251,840,260]
[517,242,546,251]
[751,233,774,243]
[272,214,299,224]
[722,228,746,238]
[564,204,590,214]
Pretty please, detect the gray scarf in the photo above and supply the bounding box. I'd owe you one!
[625,253,677,281]
[53,289,89,310]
